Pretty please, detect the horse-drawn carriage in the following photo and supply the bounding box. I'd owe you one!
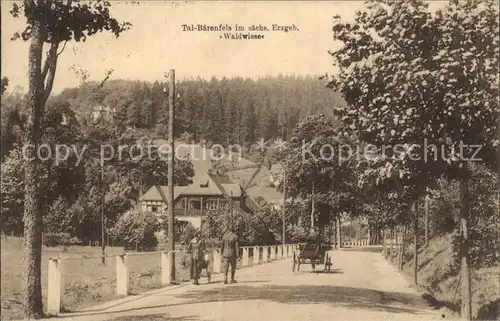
[292,242,332,272]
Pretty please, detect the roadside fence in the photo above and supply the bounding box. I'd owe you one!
[47,243,303,315]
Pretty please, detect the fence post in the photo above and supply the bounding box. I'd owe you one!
[47,257,62,315]
[263,246,269,263]
[242,247,249,267]
[280,245,284,259]
[213,249,221,273]
[161,251,170,286]
[270,246,275,260]
[116,254,129,296]
[253,246,259,265]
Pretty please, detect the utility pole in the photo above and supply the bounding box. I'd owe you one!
[100,163,105,265]
[166,69,175,283]
[413,200,419,285]
[311,181,315,228]
[282,169,286,245]
[230,191,234,222]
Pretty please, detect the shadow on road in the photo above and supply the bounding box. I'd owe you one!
[174,284,433,315]
[309,269,343,274]
[59,283,435,319]
[205,280,270,285]
[108,313,203,321]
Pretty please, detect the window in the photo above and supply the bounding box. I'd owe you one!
[150,206,158,212]
[205,200,218,210]
[190,200,201,210]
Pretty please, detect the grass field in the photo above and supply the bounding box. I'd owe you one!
[1,236,191,320]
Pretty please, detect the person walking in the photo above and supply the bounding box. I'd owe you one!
[187,231,204,285]
[199,233,213,283]
[221,225,239,284]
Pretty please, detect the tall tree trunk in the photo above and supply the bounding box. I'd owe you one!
[393,226,398,262]
[398,224,406,271]
[310,182,315,228]
[336,216,341,248]
[389,226,393,258]
[382,228,387,257]
[332,215,336,248]
[460,165,472,320]
[23,18,45,319]
[413,201,419,286]
[424,194,429,248]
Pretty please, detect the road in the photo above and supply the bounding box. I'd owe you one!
[47,248,453,321]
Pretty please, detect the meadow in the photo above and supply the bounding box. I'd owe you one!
[1,236,191,320]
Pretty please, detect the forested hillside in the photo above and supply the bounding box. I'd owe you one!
[0,74,345,245]
[56,75,344,146]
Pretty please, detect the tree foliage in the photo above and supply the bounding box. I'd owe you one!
[283,114,359,231]
[108,208,160,250]
[326,1,499,319]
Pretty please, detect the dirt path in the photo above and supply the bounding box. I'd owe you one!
[43,249,454,321]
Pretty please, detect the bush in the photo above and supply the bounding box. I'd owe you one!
[108,208,160,251]
[176,221,198,247]
[179,131,194,143]
[43,232,82,247]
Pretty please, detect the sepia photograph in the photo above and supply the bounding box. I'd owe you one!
[1,1,499,320]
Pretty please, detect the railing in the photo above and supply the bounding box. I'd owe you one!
[46,243,303,315]
[339,239,371,248]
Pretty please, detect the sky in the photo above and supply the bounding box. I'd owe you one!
[1,1,446,94]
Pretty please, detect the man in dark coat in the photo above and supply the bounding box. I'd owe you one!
[187,231,204,285]
[221,226,239,284]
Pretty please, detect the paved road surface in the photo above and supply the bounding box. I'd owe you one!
[47,249,453,321]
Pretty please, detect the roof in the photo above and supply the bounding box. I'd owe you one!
[244,197,260,212]
[139,173,242,201]
[207,173,242,198]
[220,183,241,198]
[181,173,224,196]
[139,186,187,201]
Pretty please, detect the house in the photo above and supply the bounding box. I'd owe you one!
[139,172,260,232]
[92,105,116,122]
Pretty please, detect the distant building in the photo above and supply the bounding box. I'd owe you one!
[268,164,283,186]
[92,105,116,123]
[139,173,260,241]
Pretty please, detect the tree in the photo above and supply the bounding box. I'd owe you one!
[1,148,26,235]
[327,1,499,319]
[108,208,160,250]
[1,77,9,95]
[283,114,358,236]
[9,1,130,317]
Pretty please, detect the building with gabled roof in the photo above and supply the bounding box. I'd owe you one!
[139,172,260,236]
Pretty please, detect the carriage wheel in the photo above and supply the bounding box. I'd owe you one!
[324,253,329,273]
[297,258,301,271]
[312,259,316,270]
